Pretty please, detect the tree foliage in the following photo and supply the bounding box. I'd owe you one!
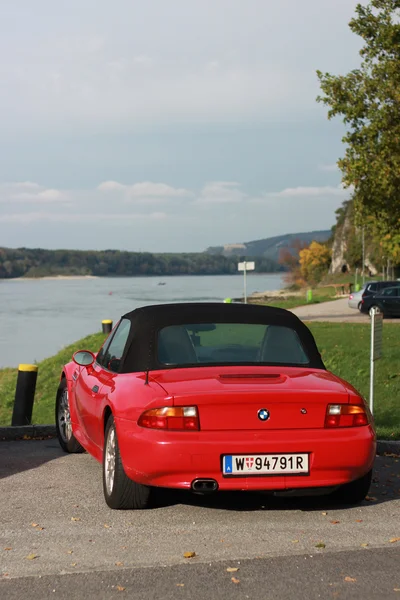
[0,247,283,279]
[299,242,332,285]
[317,0,400,263]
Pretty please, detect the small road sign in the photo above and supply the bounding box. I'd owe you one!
[238,261,255,303]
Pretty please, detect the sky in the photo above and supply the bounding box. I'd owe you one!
[0,0,363,252]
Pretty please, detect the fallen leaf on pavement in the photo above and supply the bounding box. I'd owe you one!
[67,550,73,554]
[115,562,124,567]
[104,524,111,528]
[292,540,299,543]
[116,586,125,592]
[393,589,400,592]
[71,563,77,567]
[71,517,81,522]
[330,521,340,525]
[25,554,38,560]
[31,523,39,527]
[315,543,326,549]
[355,520,363,523]
[231,577,240,584]
[344,577,357,582]
[360,543,369,548]
[4,548,12,551]
[389,538,400,543]
[183,552,196,559]
[365,496,377,502]
[226,567,239,573]
[321,512,327,516]
[176,584,184,587]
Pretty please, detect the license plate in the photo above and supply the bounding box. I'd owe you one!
[222,453,309,476]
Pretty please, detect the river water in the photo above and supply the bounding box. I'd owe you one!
[0,273,284,368]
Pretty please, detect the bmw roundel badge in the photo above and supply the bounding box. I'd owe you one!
[258,408,270,422]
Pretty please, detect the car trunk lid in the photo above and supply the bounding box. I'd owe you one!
[151,366,350,431]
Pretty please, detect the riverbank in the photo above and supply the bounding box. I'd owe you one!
[244,284,343,310]
[6,275,99,281]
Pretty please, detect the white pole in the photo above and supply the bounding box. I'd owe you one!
[369,310,375,414]
[244,263,247,304]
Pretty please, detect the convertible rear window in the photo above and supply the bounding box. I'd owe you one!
[157,323,309,366]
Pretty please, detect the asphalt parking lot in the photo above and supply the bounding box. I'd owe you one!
[1,440,399,599]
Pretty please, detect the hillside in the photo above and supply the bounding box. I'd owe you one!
[206,230,331,261]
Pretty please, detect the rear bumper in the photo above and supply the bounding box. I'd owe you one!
[115,418,376,492]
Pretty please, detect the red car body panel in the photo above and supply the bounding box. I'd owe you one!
[63,362,376,492]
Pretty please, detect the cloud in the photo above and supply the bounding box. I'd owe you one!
[0,183,64,203]
[264,185,348,199]
[0,177,349,251]
[197,181,248,204]
[97,181,127,192]
[128,182,192,198]
[98,180,192,199]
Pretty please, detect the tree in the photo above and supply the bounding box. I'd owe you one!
[299,242,332,285]
[317,0,400,264]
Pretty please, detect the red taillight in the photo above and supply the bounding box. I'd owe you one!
[138,406,199,431]
[325,404,370,428]
[349,294,353,299]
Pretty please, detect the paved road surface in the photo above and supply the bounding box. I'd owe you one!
[1,440,399,598]
[290,298,399,323]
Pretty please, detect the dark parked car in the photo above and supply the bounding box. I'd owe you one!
[360,286,400,317]
[361,280,400,302]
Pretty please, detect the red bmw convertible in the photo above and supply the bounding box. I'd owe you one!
[56,303,376,509]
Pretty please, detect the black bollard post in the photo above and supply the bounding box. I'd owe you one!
[11,364,38,426]
[102,319,113,334]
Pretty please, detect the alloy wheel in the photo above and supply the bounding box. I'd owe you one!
[105,425,116,496]
[58,389,72,443]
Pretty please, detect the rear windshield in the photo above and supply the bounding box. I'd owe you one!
[157,323,309,366]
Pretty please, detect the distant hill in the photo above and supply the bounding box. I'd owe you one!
[206,230,331,262]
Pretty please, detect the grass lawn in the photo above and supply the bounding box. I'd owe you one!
[0,323,399,440]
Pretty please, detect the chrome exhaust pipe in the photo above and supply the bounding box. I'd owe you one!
[191,478,218,493]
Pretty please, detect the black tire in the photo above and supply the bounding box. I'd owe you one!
[357,302,362,311]
[103,415,151,509]
[330,469,372,505]
[55,379,84,453]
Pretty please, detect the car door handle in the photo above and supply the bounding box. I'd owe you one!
[92,385,99,393]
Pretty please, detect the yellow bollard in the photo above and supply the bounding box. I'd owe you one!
[102,319,113,334]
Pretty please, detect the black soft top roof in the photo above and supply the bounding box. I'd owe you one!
[118,302,325,372]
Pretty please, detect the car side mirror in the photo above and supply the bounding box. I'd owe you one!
[73,350,95,367]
